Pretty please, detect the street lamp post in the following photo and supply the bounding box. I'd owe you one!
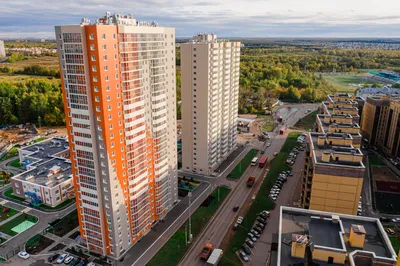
[188,192,192,243]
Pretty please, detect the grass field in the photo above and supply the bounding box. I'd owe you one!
[147,187,231,266]
[0,213,37,236]
[294,110,318,131]
[9,159,21,168]
[0,146,19,161]
[389,236,400,254]
[0,56,59,70]
[261,121,277,132]
[369,154,384,166]
[322,74,380,93]
[227,149,258,180]
[0,206,19,223]
[220,132,301,266]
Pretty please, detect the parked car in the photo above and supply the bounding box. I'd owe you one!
[57,254,68,264]
[253,227,263,234]
[233,206,239,212]
[274,152,278,156]
[242,244,252,255]
[69,258,80,266]
[380,217,391,222]
[18,251,30,260]
[87,263,96,266]
[48,253,59,262]
[239,251,249,262]
[246,240,255,248]
[392,218,400,223]
[251,230,260,238]
[233,223,239,230]
[385,228,395,235]
[64,255,74,264]
[247,232,257,242]
[257,222,266,229]
[257,217,267,224]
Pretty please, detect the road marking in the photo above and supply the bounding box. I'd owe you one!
[130,181,211,266]
[0,200,8,205]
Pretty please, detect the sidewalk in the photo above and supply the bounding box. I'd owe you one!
[0,212,22,227]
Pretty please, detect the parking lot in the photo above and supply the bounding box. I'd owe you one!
[235,134,306,264]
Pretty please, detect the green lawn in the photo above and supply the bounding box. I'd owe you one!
[323,74,381,93]
[0,213,37,236]
[9,159,21,168]
[294,110,318,131]
[0,146,19,161]
[147,187,231,266]
[47,210,79,237]
[261,121,277,132]
[227,149,258,180]
[0,206,19,222]
[4,188,26,202]
[0,237,7,244]
[389,236,400,254]
[220,132,301,266]
[369,154,384,166]
[40,198,75,210]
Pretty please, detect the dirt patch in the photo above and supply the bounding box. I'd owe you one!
[37,126,68,137]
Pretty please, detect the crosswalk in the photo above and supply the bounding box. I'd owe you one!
[21,207,32,213]
[0,199,8,205]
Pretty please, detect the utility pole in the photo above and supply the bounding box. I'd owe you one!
[188,192,192,243]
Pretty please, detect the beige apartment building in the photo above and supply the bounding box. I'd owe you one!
[300,93,365,215]
[55,12,177,258]
[361,95,400,158]
[181,34,240,175]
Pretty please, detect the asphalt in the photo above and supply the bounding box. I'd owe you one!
[178,103,317,266]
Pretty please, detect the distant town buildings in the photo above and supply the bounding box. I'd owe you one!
[356,87,400,100]
[5,47,57,55]
[271,206,399,266]
[55,12,177,258]
[361,95,400,158]
[181,34,241,175]
[11,137,74,207]
[0,40,5,57]
[300,93,365,215]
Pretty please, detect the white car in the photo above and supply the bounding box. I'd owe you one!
[56,254,68,263]
[273,152,278,156]
[87,263,96,266]
[392,218,400,223]
[64,255,74,264]
[266,143,271,147]
[18,251,30,260]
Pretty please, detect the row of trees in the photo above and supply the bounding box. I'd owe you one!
[0,65,60,78]
[0,78,65,126]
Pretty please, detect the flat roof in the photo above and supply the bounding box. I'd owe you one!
[278,207,397,266]
[309,132,364,168]
[317,115,361,138]
[20,137,69,158]
[13,137,72,187]
[17,157,72,187]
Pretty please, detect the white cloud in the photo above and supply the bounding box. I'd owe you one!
[0,0,399,37]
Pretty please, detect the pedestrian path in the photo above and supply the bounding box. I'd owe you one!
[0,212,22,226]
[0,200,8,205]
[21,207,31,213]
[0,232,13,240]
[44,232,62,242]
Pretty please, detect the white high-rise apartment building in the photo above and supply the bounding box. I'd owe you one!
[181,34,240,175]
[0,40,5,57]
[55,12,177,258]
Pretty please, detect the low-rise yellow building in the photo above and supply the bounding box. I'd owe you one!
[274,207,399,266]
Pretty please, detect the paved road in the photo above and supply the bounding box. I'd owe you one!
[249,145,305,266]
[0,157,24,176]
[178,131,290,266]
[178,104,315,266]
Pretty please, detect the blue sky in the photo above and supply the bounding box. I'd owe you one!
[1,0,400,38]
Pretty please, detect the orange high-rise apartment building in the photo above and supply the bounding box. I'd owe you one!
[55,12,178,258]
